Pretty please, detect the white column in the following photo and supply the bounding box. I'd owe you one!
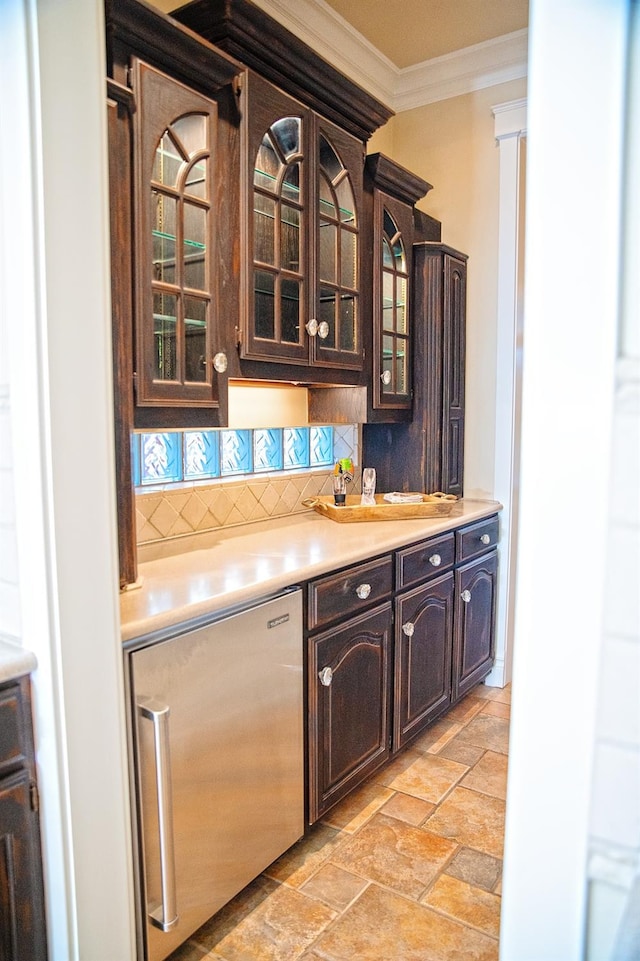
[484,98,526,688]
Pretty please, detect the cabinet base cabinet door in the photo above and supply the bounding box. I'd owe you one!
[0,771,47,961]
[308,604,392,822]
[453,551,498,701]
[393,573,454,752]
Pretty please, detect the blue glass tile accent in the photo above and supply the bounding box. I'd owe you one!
[221,429,252,475]
[131,435,141,488]
[283,427,310,469]
[133,423,355,488]
[140,432,182,485]
[184,431,220,480]
[310,426,333,466]
[254,428,283,472]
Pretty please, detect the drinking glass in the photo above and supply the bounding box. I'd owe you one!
[361,467,376,506]
[333,472,347,506]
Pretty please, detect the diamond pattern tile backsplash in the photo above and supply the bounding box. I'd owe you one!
[135,425,360,545]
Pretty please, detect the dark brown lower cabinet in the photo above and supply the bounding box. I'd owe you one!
[306,514,499,824]
[308,603,392,823]
[393,571,454,752]
[0,677,47,961]
[453,550,498,700]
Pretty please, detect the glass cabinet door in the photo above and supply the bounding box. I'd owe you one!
[313,133,359,366]
[134,60,224,409]
[243,75,363,371]
[380,208,409,402]
[251,115,307,361]
[372,193,414,412]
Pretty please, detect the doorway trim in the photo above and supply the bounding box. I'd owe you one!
[485,97,527,687]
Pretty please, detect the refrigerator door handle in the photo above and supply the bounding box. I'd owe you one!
[138,697,179,933]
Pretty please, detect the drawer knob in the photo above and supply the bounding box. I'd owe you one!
[402,621,415,637]
[319,666,333,687]
[461,589,472,604]
[380,369,392,386]
[356,583,372,600]
[428,553,442,567]
[317,320,330,340]
[305,318,319,337]
[480,533,491,545]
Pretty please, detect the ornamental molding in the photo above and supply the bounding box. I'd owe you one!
[492,97,528,140]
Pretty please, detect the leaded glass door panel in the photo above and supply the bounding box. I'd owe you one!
[372,192,414,412]
[379,209,409,401]
[133,59,224,409]
[241,76,363,371]
[244,75,309,363]
[312,120,363,371]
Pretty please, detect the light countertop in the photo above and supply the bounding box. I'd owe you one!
[0,639,37,684]
[121,498,501,643]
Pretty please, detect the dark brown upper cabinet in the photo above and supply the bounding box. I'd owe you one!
[364,154,431,421]
[105,0,241,432]
[105,0,241,587]
[243,72,364,371]
[414,244,468,498]
[133,60,226,410]
[172,0,393,385]
[362,242,468,497]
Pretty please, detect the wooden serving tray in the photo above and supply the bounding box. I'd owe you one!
[302,492,457,523]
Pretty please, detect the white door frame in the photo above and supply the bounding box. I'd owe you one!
[485,98,527,688]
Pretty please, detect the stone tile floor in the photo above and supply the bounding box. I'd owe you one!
[168,683,511,961]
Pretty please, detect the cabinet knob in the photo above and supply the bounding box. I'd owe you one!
[428,553,442,567]
[402,622,415,637]
[480,533,491,545]
[461,589,472,603]
[380,370,392,386]
[305,319,319,337]
[356,583,372,600]
[319,666,333,687]
[212,352,228,373]
[317,321,330,340]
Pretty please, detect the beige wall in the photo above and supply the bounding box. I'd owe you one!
[370,77,527,497]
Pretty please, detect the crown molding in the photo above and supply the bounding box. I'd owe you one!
[250,0,528,115]
[395,30,529,112]
[247,0,397,108]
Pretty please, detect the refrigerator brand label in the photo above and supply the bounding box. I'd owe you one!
[268,613,290,629]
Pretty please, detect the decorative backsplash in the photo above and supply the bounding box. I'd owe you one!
[135,424,360,544]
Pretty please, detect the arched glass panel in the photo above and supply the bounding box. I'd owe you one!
[271,117,301,162]
[151,112,210,384]
[380,208,409,396]
[253,117,304,347]
[317,134,358,358]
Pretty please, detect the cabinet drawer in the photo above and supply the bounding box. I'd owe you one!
[396,533,455,591]
[0,680,29,778]
[456,515,499,564]
[308,556,393,631]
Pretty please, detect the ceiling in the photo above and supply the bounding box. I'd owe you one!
[300,0,528,69]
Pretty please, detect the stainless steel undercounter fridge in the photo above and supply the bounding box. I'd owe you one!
[126,588,304,961]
